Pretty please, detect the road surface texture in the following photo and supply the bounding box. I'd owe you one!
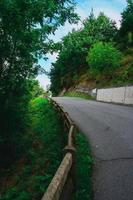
[53,97,133,200]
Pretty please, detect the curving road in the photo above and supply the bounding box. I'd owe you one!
[53,97,133,200]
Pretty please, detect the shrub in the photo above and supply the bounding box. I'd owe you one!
[0,98,64,200]
[87,42,122,76]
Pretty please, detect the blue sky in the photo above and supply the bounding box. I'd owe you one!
[37,0,127,89]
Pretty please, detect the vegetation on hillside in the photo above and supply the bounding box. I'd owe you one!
[0,0,132,199]
[74,132,93,200]
[119,0,133,46]
[50,0,133,95]
[0,98,93,200]
[87,42,122,77]
[64,91,93,100]
[0,0,78,167]
[0,98,64,200]
[0,1,94,199]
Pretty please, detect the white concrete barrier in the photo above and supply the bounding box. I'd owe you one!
[97,86,133,105]
[125,86,133,104]
[111,87,125,103]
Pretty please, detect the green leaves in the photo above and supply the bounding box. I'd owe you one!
[74,132,93,200]
[119,0,133,46]
[50,12,118,95]
[0,0,78,167]
[87,42,122,76]
[83,12,117,43]
[0,98,64,199]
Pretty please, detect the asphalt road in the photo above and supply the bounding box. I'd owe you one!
[53,97,133,200]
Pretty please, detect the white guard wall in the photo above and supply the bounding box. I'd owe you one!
[97,86,133,105]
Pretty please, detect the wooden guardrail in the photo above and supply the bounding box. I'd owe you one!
[41,98,76,200]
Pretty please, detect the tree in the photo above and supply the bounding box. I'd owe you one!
[119,0,133,46]
[83,12,118,44]
[86,42,122,77]
[0,0,78,167]
[50,12,118,94]
[31,80,45,98]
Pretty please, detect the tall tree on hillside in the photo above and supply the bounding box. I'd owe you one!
[0,0,78,166]
[83,11,118,44]
[120,0,133,46]
[50,12,118,95]
[86,42,122,77]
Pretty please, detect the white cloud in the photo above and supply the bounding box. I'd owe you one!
[36,75,50,90]
[48,5,87,43]
[94,7,122,27]
[76,6,88,21]
[49,22,80,43]
[38,52,58,71]
[47,52,58,63]
[114,0,126,6]
[48,0,126,44]
[76,0,124,27]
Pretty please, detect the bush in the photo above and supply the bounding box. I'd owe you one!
[87,42,122,76]
[64,91,93,100]
[0,98,64,200]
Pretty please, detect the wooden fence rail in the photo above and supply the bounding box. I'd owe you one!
[41,153,73,200]
[41,98,76,200]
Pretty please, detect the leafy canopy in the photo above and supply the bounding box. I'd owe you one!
[120,0,133,45]
[87,42,122,76]
[0,0,78,167]
[50,12,118,94]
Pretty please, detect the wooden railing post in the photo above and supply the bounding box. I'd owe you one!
[63,145,76,191]
[42,97,77,200]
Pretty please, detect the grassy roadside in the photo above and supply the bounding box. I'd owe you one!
[64,91,93,100]
[0,97,93,200]
[74,132,93,200]
[0,98,64,200]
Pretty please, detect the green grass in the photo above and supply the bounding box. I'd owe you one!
[73,132,93,200]
[0,97,93,200]
[64,91,93,100]
[0,97,65,200]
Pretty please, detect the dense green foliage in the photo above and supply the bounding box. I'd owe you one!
[0,0,78,167]
[30,80,46,98]
[50,1,133,95]
[0,98,93,200]
[0,98,64,199]
[50,12,118,95]
[87,42,122,76]
[119,0,133,46]
[0,0,133,199]
[82,11,117,43]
